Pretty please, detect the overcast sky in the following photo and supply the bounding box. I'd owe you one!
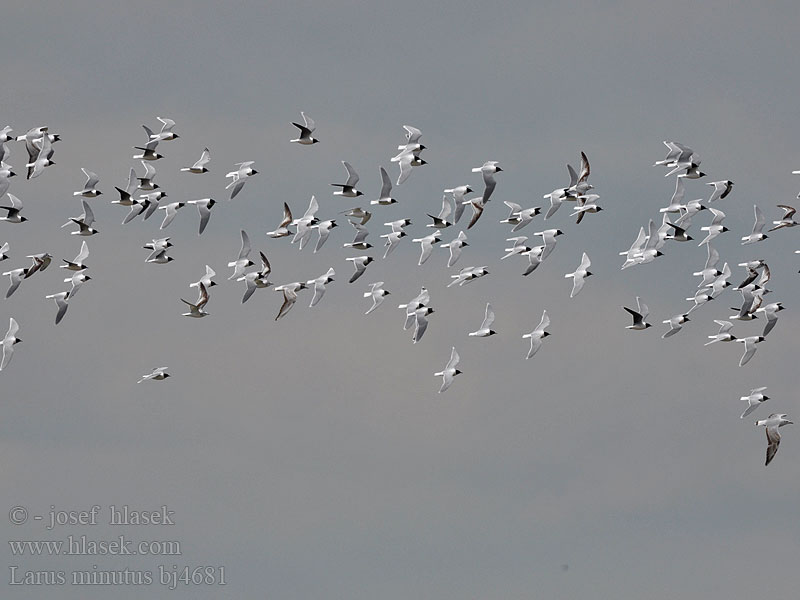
[1,2,799,599]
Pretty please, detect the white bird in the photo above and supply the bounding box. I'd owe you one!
[469,303,497,337]
[113,168,139,206]
[693,245,722,287]
[395,150,427,185]
[706,180,733,203]
[158,201,186,230]
[346,256,374,283]
[755,413,793,466]
[523,310,550,359]
[624,297,651,330]
[0,163,15,199]
[0,193,27,223]
[687,287,713,315]
[698,208,728,246]
[342,219,371,250]
[187,198,216,235]
[62,199,98,236]
[571,193,603,224]
[146,249,173,265]
[535,228,564,261]
[227,230,254,280]
[412,306,434,343]
[144,117,179,141]
[364,282,390,315]
[448,266,489,287]
[331,161,363,197]
[741,204,767,245]
[659,176,685,213]
[465,197,486,230]
[441,230,469,267]
[472,161,502,203]
[736,335,765,367]
[307,267,335,307]
[705,320,736,345]
[0,242,9,261]
[434,347,461,393]
[267,202,294,238]
[662,314,690,339]
[292,196,320,249]
[740,387,769,419]
[312,219,338,253]
[73,168,102,197]
[384,218,412,232]
[238,252,273,304]
[138,366,171,383]
[25,252,52,279]
[444,185,473,223]
[381,229,406,259]
[565,252,592,298]
[45,291,70,325]
[521,245,545,276]
[709,262,732,298]
[181,147,211,173]
[398,287,430,331]
[341,206,371,224]
[3,267,28,298]
[768,204,797,232]
[755,302,785,337]
[500,201,541,231]
[1,317,21,370]
[427,195,452,229]
[225,161,258,200]
[371,167,395,205]
[189,265,217,290]
[274,283,307,321]
[26,132,54,178]
[181,282,210,318]
[289,112,319,145]
[132,139,163,161]
[620,226,647,270]
[413,230,442,265]
[63,270,91,298]
[136,161,159,190]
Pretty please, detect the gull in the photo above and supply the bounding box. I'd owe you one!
[18,127,59,178]
[412,306,434,343]
[312,219,338,253]
[469,303,496,337]
[292,196,320,250]
[501,201,541,231]
[565,252,592,298]
[370,167,395,205]
[274,282,307,321]
[181,147,211,173]
[709,262,732,298]
[694,245,722,287]
[571,194,603,224]
[705,320,736,345]
[735,265,760,291]
[448,266,489,287]
[136,161,159,190]
[26,132,54,179]
[535,228,564,261]
[226,161,258,200]
[158,201,186,230]
[501,236,529,260]
[521,245,545,276]
[755,413,793,466]
[114,168,139,205]
[395,150,427,185]
[307,267,335,307]
[364,282,390,315]
[0,193,27,223]
[465,198,486,229]
[741,205,767,244]
[331,161,363,197]
[398,287,430,330]
[138,190,167,220]
[698,208,728,246]
[441,230,469,267]
[664,220,692,242]
[190,265,217,289]
[444,185,473,223]
[674,198,708,229]
[3,267,28,298]
[239,252,273,304]
[730,285,758,321]
[427,195,452,228]
[620,227,647,270]
[434,347,461,393]
[227,230,254,280]
[143,237,173,259]
[0,126,12,143]
[660,176,685,213]
[187,198,216,235]
[567,152,592,197]
[472,161,502,203]
[381,229,406,258]
[0,242,8,261]
[740,387,769,419]
[755,302,785,337]
[523,310,550,359]
[144,117,179,141]
[340,206,371,224]
[73,168,102,197]
[756,262,771,290]
[413,230,441,265]
[660,142,703,178]
[25,252,52,278]
[289,111,319,145]
[132,139,163,161]
[0,163,15,199]
[384,218,412,232]
[121,199,148,225]
[181,282,210,318]
[267,202,294,238]
[636,219,665,266]
[736,335,765,367]
[145,249,173,265]
[346,256,374,283]
[63,270,91,298]
[45,291,70,325]
[0,317,20,370]
[768,204,797,231]
[662,314,690,338]
[707,180,734,203]
[138,366,170,383]
[624,297,651,330]
[342,219,372,250]
[543,188,567,220]
[62,199,98,236]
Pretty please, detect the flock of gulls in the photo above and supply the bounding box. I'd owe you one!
[0,119,795,466]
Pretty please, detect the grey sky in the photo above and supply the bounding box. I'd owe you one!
[1,2,799,599]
